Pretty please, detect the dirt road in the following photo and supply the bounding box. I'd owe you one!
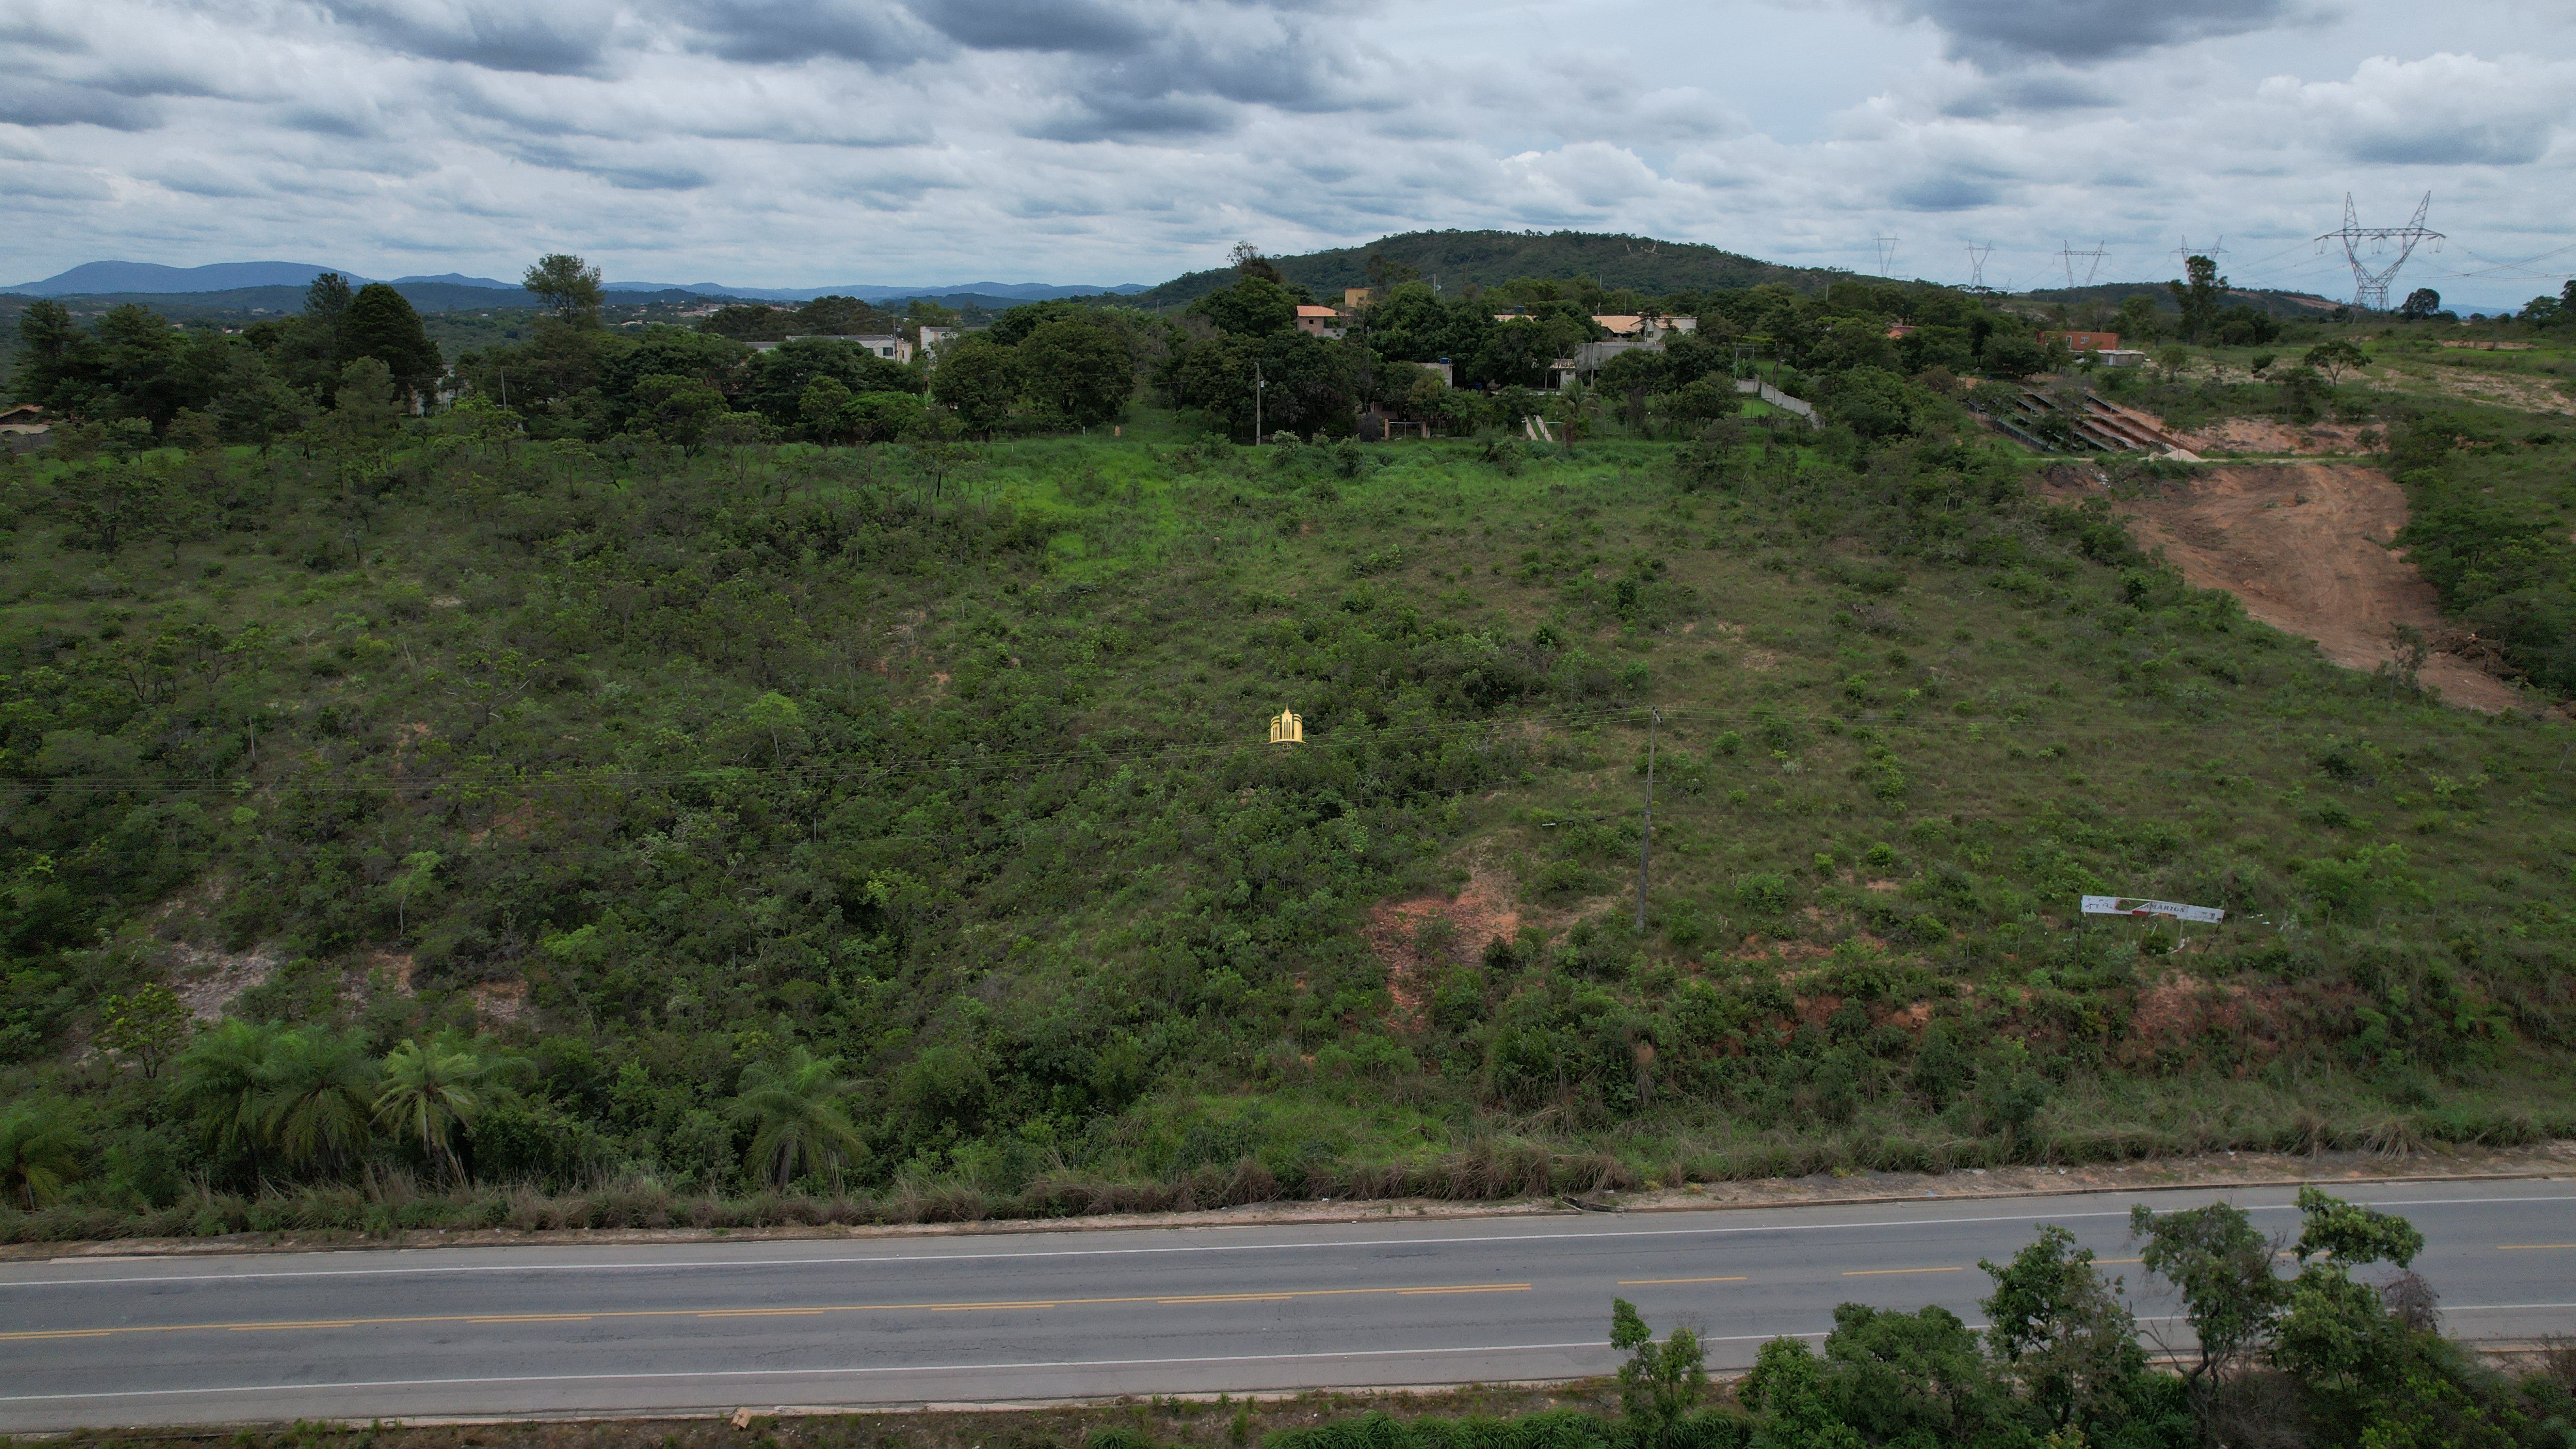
[2110,462,2526,712]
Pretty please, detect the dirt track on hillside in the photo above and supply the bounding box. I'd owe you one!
[2109,463,2527,713]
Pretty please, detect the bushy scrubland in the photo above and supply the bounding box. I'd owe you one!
[1,394,2573,1240]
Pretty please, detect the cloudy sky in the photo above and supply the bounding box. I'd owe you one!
[5,0,2574,306]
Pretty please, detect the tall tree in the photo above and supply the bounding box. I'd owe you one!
[1018,315,1133,427]
[933,335,1021,438]
[305,272,354,323]
[2168,256,2225,343]
[340,284,443,403]
[14,299,108,416]
[523,253,604,326]
[2398,288,2443,321]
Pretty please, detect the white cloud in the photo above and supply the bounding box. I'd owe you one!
[0,0,2568,309]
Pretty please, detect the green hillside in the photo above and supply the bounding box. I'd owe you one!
[4,250,2575,1246]
[1123,230,1846,310]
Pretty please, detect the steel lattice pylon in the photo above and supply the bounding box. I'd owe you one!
[2315,193,2445,312]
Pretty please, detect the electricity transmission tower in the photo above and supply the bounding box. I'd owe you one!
[1872,236,1901,277]
[2314,192,2443,312]
[2172,235,2229,268]
[2055,241,2109,290]
[1964,243,1993,289]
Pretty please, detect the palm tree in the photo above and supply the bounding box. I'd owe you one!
[374,1036,527,1184]
[167,1019,279,1167]
[255,1028,376,1175]
[0,1103,86,1208]
[729,1047,869,1191]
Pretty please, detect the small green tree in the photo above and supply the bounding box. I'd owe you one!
[375,1036,523,1184]
[0,1103,86,1208]
[2130,1200,2286,1433]
[744,691,808,770]
[1819,1302,1998,1444]
[1740,1336,1864,1449]
[96,982,193,1079]
[1610,1297,1708,1442]
[2304,338,2370,384]
[729,1047,869,1190]
[388,850,443,934]
[168,1019,278,1165]
[1980,1224,2145,1428]
[255,1028,376,1175]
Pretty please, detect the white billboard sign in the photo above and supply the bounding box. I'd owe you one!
[2082,895,2225,924]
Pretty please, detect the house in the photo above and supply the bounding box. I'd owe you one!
[916,325,958,355]
[1343,288,1374,311]
[0,402,47,449]
[1593,314,1696,342]
[1295,305,1346,339]
[1885,323,1917,340]
[748,334,913,362]
[2095,349,2149,368]
[2042,330,2119,354]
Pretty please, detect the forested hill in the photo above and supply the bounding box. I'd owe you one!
[1122,231,1845,310]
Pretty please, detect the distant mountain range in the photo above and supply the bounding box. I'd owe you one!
[6,260,1149,303]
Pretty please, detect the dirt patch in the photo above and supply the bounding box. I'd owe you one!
[1365,860,1523,1029]
[167,942,278,1021]
[2176,418,2383,456]
[2376,364,2576,418]
[470,978,531,1027]
[2111,463,2529,713]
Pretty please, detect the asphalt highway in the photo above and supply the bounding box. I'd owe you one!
[4,1179,2572,1432]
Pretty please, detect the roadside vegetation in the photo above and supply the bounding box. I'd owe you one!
[0,250,2573,1243]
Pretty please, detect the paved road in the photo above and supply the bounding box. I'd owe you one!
[4,1180,2572,1431]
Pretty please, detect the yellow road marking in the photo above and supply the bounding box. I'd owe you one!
[1843,1266,1964,1277]
[0,1281,1531,1344]
[1616,1277,1749,1286]
[2499,1244,2576,1251]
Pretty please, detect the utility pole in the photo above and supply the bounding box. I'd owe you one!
[1873,236,1901,278]
[1635,707,1660,934]
[1964,243,1993,290]
[1252,359,1266,443]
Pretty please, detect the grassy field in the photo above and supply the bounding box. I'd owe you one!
[4,390,2575,1242]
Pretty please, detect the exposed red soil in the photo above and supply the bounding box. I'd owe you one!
[2106,462,2530,713]
[1366,862,1523,1030]
[2175,418,2383,456]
